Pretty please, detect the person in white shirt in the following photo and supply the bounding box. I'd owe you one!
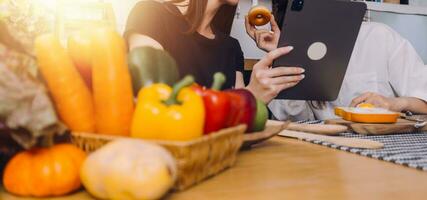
[245,18,427,121]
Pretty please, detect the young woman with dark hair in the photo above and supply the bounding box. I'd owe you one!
[125,0,305,103]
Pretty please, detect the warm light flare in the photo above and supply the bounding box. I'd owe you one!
[34,0,57,11]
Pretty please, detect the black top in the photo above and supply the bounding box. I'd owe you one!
[124,1,244,89]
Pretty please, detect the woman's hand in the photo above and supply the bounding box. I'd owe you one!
[351,92,427,114]
[245,15,281,52]
[246,47,305,103]
[350,92,401,111]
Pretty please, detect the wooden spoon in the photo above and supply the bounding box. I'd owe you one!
[279,130,384,149]
[287,123,348,135]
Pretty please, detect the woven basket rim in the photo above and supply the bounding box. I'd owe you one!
[72,124,247,147]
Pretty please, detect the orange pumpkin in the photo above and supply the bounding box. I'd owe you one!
[2,144,86,197]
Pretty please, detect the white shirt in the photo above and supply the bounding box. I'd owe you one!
[269,22,427,121]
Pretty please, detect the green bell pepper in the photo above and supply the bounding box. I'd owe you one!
[128,47,179,95]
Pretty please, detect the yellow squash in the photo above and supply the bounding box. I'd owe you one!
[80,139,176,200]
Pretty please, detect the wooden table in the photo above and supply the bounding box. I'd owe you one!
[2,136,427,200]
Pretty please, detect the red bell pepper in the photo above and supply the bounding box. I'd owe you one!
[224,88,257,132]
[192,73,231,134]
[224,92,243,127]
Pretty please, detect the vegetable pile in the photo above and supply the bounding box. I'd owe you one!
[1,27,269,199]
[33,30,268,139]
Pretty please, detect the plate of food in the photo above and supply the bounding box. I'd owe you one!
[334,106,400,124]
[328,104,427,135]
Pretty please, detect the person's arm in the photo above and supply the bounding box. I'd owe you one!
[350,23,427,114]
[350,93,427,114]
[128,33,164,51]
[235,71,245,89]
[124,1,168,51]
[401,97,427,114]
[385,25,427,114]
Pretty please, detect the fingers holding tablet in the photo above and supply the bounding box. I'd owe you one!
[257,67,304,92]
[256,46,294,67]
[247,47,305,103]
[260,67,304,78]
[274,81,301,94]
[264,73,305,85]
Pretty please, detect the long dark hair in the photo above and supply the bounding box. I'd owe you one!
[169,0,207,33]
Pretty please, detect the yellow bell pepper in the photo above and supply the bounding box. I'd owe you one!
[131,76,205,141]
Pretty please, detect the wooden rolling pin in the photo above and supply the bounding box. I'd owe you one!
[279,130,384,149]
[287,123,348,135]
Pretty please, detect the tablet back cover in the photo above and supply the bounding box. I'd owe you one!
[273,0,366,101]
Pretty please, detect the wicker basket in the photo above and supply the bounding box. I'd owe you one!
[71,125,246,190]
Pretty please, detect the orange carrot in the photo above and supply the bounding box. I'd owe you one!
[34,33,95,132]
[91,28,134,136]
[68,30,93,90]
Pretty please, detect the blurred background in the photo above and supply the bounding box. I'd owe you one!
[1,0,426,62]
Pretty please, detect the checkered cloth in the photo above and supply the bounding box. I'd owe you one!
[298,120,427,171]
